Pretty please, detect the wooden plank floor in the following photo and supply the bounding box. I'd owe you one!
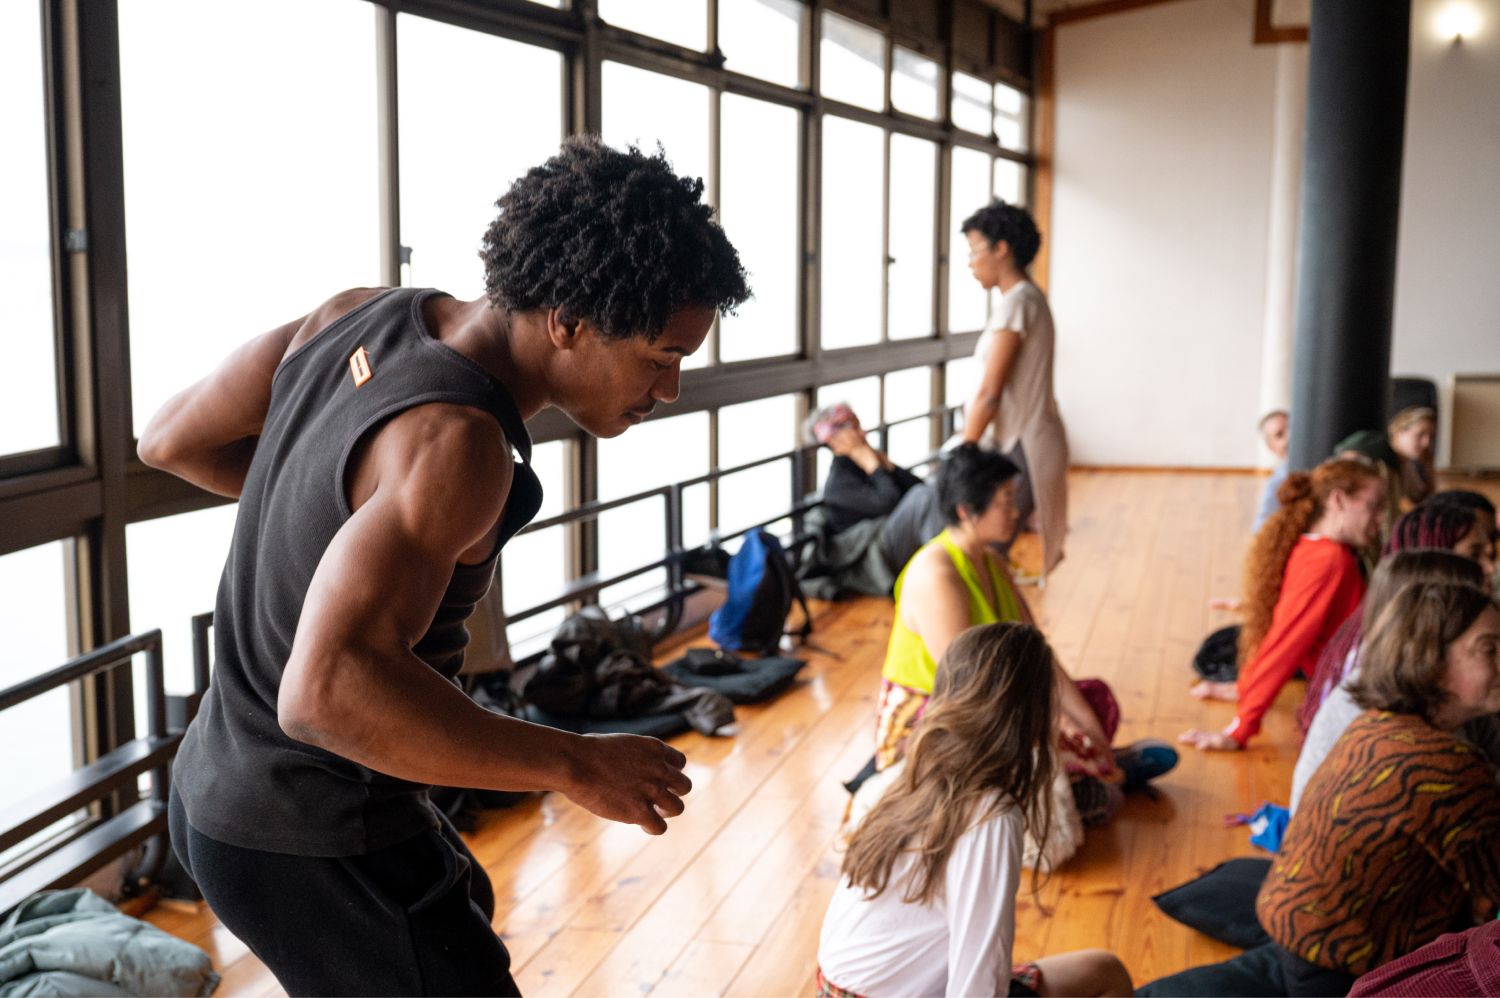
[141,470,1497,996]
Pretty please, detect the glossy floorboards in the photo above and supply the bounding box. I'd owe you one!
[145,470,1496,996]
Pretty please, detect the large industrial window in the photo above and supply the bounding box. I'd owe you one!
[948,146,993,333]
[819,115,885,350]
[720,0,805,88]
[1,1,59,458]
[719,95,800,363]
[397,16,564,300]
[887,134,938,341]
[119,0,380,435]
[0,543,77,867]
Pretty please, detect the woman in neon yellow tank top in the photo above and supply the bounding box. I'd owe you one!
[874,445,1115,777]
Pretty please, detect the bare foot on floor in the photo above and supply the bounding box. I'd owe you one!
[1189,680,1238,701]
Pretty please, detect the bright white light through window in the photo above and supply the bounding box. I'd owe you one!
[721,0,804,88]
[887,134,937,341]
[1,0,59,456]
[820,10,886,112]
[820,116,884,350]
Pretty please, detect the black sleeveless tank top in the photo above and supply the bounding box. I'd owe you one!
[174,288,543,856]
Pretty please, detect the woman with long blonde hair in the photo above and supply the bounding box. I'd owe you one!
[818,623,1132,997]
[1182,458,1383,751]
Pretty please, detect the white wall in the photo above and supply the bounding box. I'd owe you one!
[1393,0,1500,466]
[1050,0,1279,466]
[1050,0,1500,467]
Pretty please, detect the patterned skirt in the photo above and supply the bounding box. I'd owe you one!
[872,678,930,772]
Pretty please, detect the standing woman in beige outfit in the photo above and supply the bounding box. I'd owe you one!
[958,200,1069,578]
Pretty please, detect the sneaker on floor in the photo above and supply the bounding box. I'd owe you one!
[1115,739,1179,793]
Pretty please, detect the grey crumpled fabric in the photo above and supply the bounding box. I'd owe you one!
[0,889,219,997]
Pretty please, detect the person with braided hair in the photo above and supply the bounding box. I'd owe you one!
[1297,500,1498,734]
[1181,459,1383,750]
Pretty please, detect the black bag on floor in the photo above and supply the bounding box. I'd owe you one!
[708,529,813,655]
[1193,624,1241,683]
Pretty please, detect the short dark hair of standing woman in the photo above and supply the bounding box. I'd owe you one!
[960,200,1042,269]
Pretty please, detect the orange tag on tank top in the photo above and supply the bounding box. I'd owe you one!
[349,346,372,387]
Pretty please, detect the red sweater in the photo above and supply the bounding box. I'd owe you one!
[1227,536,1365,747]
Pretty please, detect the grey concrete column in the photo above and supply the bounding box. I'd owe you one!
[1288,0,1411,471]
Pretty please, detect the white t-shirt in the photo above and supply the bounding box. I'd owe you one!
[817,790,1023,998]
[1290,652,1363,815]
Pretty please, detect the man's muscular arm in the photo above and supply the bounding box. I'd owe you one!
[278,405,691,835]
[136,290,377,498]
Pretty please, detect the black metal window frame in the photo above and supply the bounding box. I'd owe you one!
[0,0,1034,815]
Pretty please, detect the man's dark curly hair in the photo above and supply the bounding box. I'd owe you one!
[960,199,1042,269]
[480,136,750,340]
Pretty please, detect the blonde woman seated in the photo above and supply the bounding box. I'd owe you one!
[1388,405,1437,506]
[819,624,1133,998]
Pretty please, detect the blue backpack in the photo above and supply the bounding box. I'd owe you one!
[708,529,813,655]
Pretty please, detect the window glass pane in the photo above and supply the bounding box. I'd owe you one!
[946,356,980,437]
[819,116,884,350]
[721,0,804,88]
[720,96,799,363]
[0,542,75,867]
[599,0,707,50]
[599,500,665,581]
[398,16,562,301]
[951,71,992,135]
[995,82,1029,152]
[891,47,940,120]
[121,0,379,434]
[719,463,791,537]
[883,366,931,422]
[995,158,1026,207]
[598,411,709,502]
[502,525,568,654]
[820,11,885,111]
[719,394,796,469]
[127,505,238,699]
[887,417,933,468]
[0,1,59,456]
[887,134,936,341]
[949,146,992,333]
[498,440,568,655]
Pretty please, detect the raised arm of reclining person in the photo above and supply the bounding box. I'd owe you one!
[277,404,690,835]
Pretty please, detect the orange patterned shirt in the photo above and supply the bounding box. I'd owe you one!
[1258,711,1500,976]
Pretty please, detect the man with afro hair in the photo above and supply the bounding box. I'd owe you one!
[137,137,749,995]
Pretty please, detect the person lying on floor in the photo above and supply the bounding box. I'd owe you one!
[808,403,923,535]
[1143,580,1500,998]
[872,445,1175,839]
[1292,549,1497,813]
[1181,458,1382,749]
[797,404,928,599]
[818,623,1134,998]
[1297,499,1499,736]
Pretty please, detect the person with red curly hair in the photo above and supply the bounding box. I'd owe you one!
[1180,458,1384,751]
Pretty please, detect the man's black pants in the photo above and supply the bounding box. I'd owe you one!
[169,789,519,997]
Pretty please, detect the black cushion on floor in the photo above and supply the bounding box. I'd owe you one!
[1152,857,1273,950]
[1137,942,1285,997]
[661,655,806,704]
[517,704,689,739]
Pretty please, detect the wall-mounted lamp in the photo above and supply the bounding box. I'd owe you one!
[1437,3,1481,43]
